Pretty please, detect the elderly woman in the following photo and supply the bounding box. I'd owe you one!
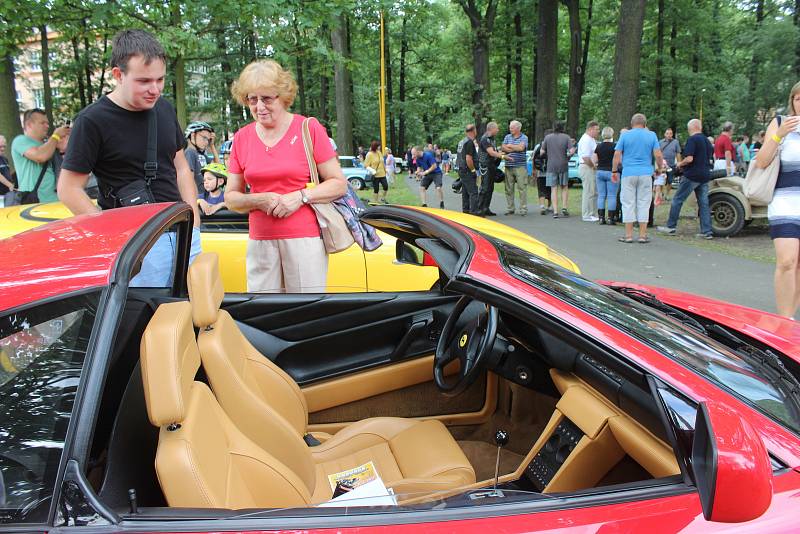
[756,81,800,318]
[225,60,347,293]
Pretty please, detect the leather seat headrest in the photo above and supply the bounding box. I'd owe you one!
[140,301,201,427]
[187,252,224,328]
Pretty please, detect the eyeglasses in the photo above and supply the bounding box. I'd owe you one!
[246,94,280,106]
[197,135,212,143]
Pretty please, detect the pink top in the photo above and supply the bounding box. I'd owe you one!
[228,114,337,240]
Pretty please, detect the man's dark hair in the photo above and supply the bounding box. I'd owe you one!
[553,120,565,133]
[110,29,167,72]
[23,108,46,125]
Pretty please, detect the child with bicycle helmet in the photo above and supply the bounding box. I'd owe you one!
[198,162,227,215]
[185,121,218,192]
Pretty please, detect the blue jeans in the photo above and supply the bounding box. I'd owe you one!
[666,179,712,235]
[130,227,202,287]
[596,170,619,211]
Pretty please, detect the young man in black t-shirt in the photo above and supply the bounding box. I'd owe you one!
[58,29,201,286]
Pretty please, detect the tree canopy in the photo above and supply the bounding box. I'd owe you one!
[2,0,798,153]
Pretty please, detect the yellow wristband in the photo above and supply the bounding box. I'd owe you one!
[772,134,783,144]
[50,133,61,142]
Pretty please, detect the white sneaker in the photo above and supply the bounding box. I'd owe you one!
[582,216,600,222]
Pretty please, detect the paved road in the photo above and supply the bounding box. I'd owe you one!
[409,173,785,316]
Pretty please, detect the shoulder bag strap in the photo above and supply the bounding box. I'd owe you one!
[144,107,158,184]
[301,118,320,186]
[31,158,50,194]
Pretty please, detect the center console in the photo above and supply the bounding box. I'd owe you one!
[525,417,584,491]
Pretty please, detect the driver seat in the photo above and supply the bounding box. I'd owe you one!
[186,253,475,501]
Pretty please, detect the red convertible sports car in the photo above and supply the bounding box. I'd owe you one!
[2,202,800,532]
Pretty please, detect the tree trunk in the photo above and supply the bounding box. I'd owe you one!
[609,0,647,135]
[384,12,396,153]
[71,37,87,109]
[655,0,664,122]
[459,0,499,131]
[39,26,54,126]
[513,0,523,119]
[746,0,765,133]
[535,0,558,142]
[530,3,537,140]
[95,33,108,101]
[562,0,582,137]
[578,0,593,105]
[505,38,512,110]
[399,16,408,152]
[216,30,233,138]
[320,73,329,126]
[331,14,354,155]
[669,8,677,130]
[82,20,94,104]
[296,55,307,117]
[171,2,186,127]
[0,54,23,169]
[795,0,800,78]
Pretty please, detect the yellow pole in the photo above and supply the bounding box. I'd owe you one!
[379,11,387,153]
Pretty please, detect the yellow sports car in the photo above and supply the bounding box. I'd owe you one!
[0,202,579,291]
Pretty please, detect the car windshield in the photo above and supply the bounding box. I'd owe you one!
[496,240,800,435]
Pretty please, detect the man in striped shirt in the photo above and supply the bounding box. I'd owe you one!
[501,120,529,215]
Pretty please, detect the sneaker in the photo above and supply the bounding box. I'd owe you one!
[439,201,445,209]
[539,205,546,215]
[519,211,527,216]
[656,226,676,235]
[380,198,389,205]
[696,233,714,240]
[505,209,515,215]
[422,203,428,207]
[561,208,569,217]
[582,216,600,222]
[553,213,559,219]
[485,210,497,216]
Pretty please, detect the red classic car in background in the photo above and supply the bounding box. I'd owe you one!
[1,202,799,532]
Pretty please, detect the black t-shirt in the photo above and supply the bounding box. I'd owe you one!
[62,96,186,209]
[683,133,714,183]
[0,155,13,194]
[595,141,615,171]
[456,135,477,171]
[478,134,500,170]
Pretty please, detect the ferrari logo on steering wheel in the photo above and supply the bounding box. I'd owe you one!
[459,333,468,348]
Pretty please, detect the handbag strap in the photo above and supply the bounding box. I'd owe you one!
[144,107,158,184]
[301,118,320,186]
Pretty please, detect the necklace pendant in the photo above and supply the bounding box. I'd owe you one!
[265,145,270,153]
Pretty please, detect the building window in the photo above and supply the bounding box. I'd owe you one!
[52,87,61,98]
[28,51,41,72]
[201,90,212,105]
[33,89,44,108]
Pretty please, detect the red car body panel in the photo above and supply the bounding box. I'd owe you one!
[0,204,166,312]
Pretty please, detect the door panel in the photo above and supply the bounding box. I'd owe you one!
[221,291,459,385]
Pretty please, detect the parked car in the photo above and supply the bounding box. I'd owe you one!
[707,173,767,237]
[1,202,798,532]
[0,201,579,292]
[524,150,580,186]
[339,155,372,190]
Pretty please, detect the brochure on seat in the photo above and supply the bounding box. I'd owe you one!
[318,461,397,507]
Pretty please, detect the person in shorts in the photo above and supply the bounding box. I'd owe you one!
[540,120,572,218]
[414,145,444,208]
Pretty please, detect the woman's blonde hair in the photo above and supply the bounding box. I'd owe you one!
[231,60,298,109]
[788,81,800,116]
[601,126,614,140]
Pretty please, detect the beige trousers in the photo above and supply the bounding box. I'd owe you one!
[504,165,528,213]
[246,237,328,293]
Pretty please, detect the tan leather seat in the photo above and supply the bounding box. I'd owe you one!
[140,302,315,508]
[187,252,476,502]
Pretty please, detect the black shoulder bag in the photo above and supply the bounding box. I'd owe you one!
[115,108,158,207]
[4,158,53,206]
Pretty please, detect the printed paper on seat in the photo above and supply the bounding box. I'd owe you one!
[318,461,397,507]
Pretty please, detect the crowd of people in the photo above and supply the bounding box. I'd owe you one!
[2,27,798,317]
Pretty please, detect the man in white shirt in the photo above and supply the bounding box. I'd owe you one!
[578,121,600,221]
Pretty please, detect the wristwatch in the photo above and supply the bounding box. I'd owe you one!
[300,189,311,205]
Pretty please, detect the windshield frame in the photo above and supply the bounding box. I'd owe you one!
[494,239,800,437]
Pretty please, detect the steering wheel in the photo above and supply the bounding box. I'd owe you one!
[434,296,498,397]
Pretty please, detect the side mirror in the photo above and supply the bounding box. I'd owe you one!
[396,240,423,265]
[692,400,772,522]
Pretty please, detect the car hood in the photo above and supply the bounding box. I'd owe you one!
[0,202,79,239]
[415,207,580,273]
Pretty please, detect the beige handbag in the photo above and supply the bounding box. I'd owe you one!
[744,119,782,204]
[301,118,354,253]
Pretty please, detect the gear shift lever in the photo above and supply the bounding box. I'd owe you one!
[490,429,509,497]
